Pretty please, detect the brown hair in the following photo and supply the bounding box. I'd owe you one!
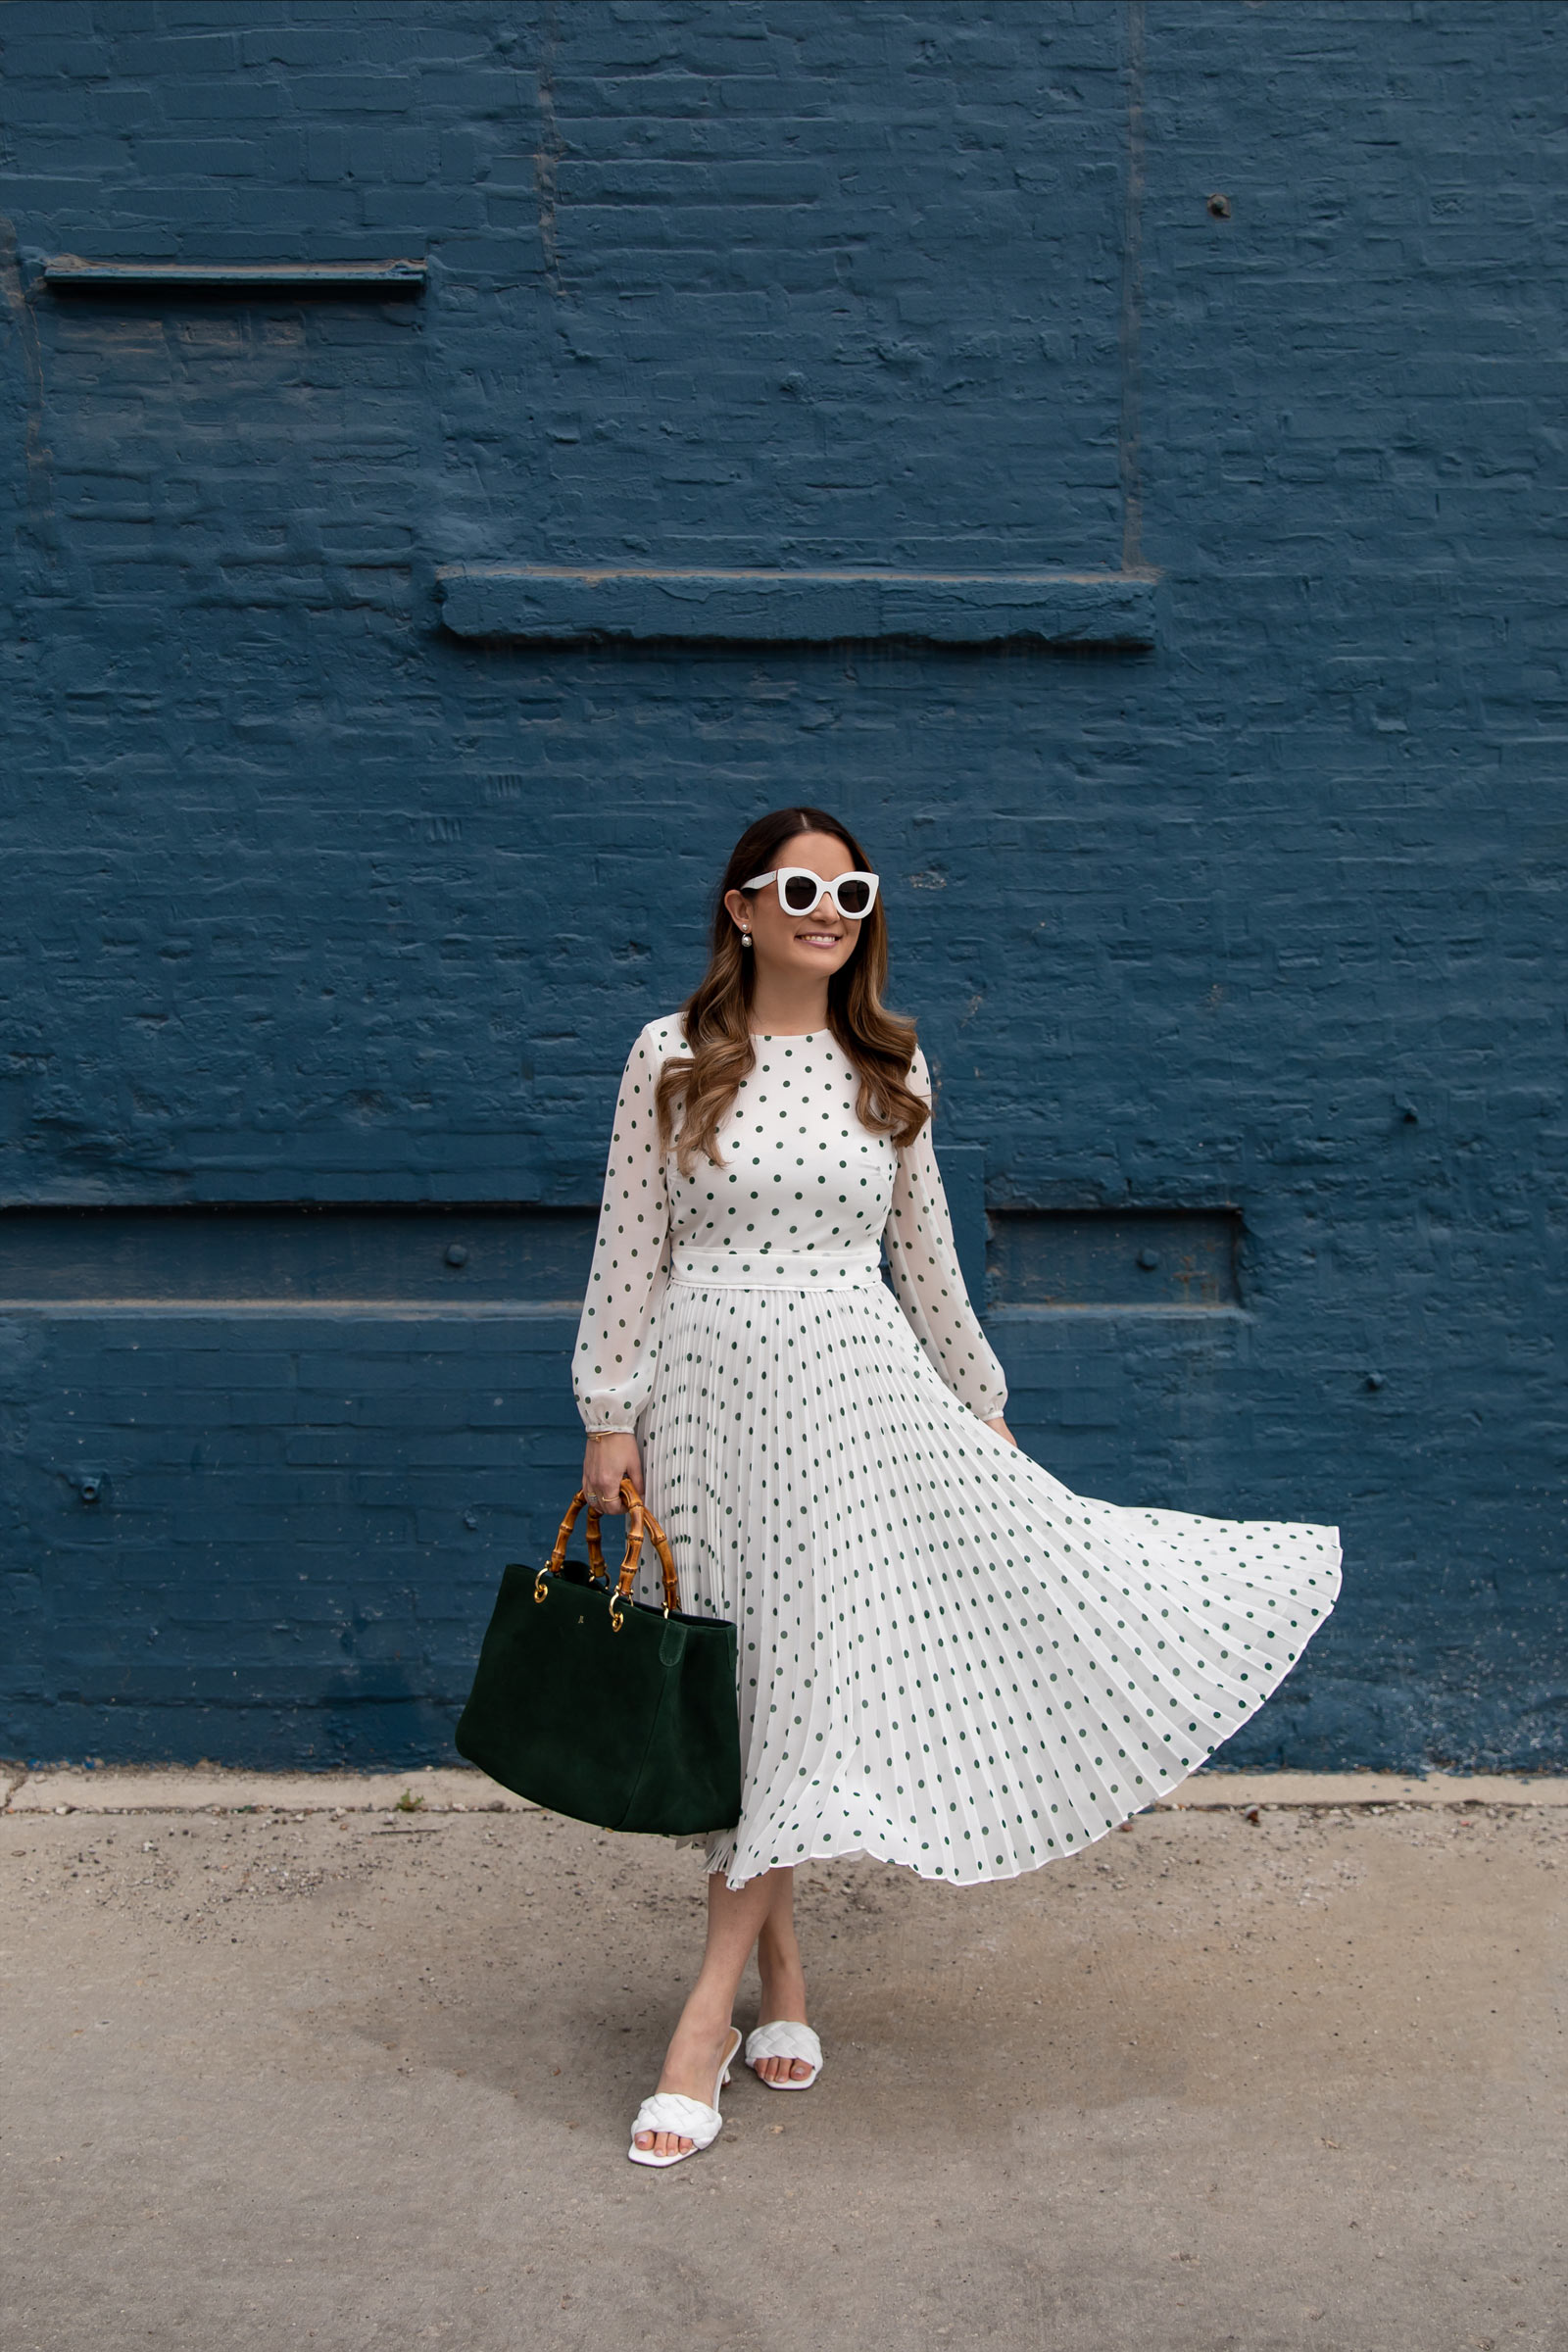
[656,807,930,1175]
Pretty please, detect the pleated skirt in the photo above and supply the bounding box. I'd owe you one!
[637,1259,1342,1891]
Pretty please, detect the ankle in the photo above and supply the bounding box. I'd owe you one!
[756,1961,808,2018]
[674,1991,738,2045]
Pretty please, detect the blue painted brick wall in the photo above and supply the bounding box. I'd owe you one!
[1,1,1563,1771]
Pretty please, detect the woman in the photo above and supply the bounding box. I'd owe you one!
[573,807,1341,2167]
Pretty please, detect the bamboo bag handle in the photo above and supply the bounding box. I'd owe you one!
[545,1489,609,1583]
[543,1480,682,1621]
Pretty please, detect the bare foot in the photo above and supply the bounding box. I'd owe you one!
[632,2014,738,2158]
[754,1937,814,2086]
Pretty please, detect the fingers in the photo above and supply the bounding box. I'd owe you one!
[581,1433,644,1513]
[581,1476,622,1511]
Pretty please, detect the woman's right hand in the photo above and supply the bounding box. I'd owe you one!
[581,1432,644,1515]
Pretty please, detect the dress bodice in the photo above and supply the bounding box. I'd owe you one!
[665,1028,896,1254]
[572,1016,1008,1430]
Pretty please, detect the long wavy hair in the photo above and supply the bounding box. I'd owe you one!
[657,807,930,1174]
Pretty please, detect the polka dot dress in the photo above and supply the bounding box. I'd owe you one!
[574,1019,1342,1891]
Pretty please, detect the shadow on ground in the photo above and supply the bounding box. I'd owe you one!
[2,1798,1563,2350]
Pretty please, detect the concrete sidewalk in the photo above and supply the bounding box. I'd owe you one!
[3,1772,1564,2352]
[8,1760,1568,1815]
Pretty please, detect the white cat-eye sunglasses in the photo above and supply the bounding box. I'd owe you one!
[743,866,880,919]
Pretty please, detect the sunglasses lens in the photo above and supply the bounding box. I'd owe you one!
[781,873,819,912]
[836,877,872,915]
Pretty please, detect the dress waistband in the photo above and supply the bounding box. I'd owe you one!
[668,1243,882,1291]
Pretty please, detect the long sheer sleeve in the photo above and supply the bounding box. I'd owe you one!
[884,1048,1008,1420]
[572,1024,672,1433]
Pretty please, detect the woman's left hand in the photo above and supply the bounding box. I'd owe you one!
[984,1414,1017,1446]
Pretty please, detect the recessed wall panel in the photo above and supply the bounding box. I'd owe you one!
[988,1209,1242,1310]
[0,1206,599,1307]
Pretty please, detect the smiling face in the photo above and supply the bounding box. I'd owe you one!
[723,830,867,990]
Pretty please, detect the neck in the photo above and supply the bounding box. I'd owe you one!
[746,966,832,1036]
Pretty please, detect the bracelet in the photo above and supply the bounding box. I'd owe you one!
[585,1430,628,1442]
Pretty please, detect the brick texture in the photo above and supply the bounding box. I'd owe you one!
[0,2,1563,1769]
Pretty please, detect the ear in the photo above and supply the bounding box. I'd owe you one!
[721,887,755,933]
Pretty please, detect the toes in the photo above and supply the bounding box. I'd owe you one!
[634,2132,654,2149]
[756,2054,811,2083]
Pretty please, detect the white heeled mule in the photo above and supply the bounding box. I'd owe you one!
[744,2019,823,2090]
[627,2027,743,2169]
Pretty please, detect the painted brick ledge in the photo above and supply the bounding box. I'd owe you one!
[436,564,1158,647]
[40,256,426,293]
[6,1765,1562,1816]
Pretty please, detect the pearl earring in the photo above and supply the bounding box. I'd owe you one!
[741,931,752,948]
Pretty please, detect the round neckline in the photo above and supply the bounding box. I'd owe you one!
[749,1029,823,1041]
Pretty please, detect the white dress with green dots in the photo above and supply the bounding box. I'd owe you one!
[573,1018,1341,1890]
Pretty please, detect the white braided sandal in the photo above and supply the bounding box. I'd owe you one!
[627,2027,743,2169]
[744,2020,823,2090]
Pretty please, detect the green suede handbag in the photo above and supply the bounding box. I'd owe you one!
[455,1481,742,1836]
